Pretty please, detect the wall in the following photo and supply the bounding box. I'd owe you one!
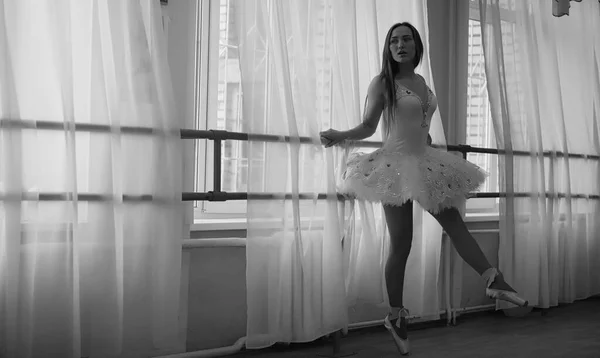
[185,224,500,351]
[165,0,497,353]
[186,246,247,351]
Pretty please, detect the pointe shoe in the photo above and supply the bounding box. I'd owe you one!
[383,307,411,355]
[482,268,529,307]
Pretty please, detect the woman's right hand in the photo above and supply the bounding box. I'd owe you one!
[319,129,347,148]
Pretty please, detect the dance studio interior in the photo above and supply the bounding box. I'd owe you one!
[1,0,599,357]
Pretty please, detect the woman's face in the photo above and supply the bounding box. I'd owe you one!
[389,26,416,64]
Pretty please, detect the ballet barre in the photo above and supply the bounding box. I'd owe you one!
[2,120,597,202]
[3,190,596,203]
[180,128,599,203]
[2,118,596,161]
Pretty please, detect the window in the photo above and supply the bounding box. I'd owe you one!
[463,0,509,214]
[193,0,335,221]
[195,0,246,219]
[190,0,508,221]
[464,0,518,215]
[464,16,499,214]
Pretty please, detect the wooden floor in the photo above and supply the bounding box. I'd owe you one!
[235,297,600,358]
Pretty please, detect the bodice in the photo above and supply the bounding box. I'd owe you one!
[382,80,437,154]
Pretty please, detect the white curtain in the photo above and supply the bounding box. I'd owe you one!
[0,1,184,357]
[478,0,600,309]
[233,0,446,349]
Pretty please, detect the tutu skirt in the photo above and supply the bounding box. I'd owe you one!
[340,147,487,214]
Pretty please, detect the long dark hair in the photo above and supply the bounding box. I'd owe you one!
[379,22,424,136]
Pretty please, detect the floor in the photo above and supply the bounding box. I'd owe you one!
[234,297,600,358]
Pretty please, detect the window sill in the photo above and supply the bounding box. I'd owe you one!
[464,212,499,222]
[191,218,247,232]
[190,212,500,233]
[191,217,327,232]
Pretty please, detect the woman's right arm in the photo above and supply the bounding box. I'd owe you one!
[341,76,386,140]
[320,76,386,147]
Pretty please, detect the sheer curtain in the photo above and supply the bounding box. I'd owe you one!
[478,0,600,309]
[233,0,446,349]
[0,1,184,357]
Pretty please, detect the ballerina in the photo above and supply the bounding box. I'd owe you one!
[320,22,527,356]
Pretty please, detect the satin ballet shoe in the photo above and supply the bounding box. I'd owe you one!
[383,307,411,355]
[483,268,529,307]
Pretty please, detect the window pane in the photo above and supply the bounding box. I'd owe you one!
[466,19,499,195]
[198,0,336,205]
[211,0,248,193]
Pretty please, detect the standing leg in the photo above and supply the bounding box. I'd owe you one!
[383,201,413,355]
[431,207,528,306]
[384,201,414,310]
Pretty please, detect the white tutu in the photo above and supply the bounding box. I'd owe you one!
[340,146,487,214]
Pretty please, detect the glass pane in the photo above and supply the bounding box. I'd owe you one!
[215,0,248,193]
[206,0,336,196]
[466,19,499,195]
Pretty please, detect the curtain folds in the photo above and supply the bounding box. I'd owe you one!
[478,0,600,309]
[233,0,447,349]
[0,1,184,357]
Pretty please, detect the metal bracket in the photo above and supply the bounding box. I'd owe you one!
[317,330,356,357]
[207,191,229,202]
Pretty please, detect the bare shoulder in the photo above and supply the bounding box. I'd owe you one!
[367,75,386,100]
[415,73,427,84]
[368,75,386,90]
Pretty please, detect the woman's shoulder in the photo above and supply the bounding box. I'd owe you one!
[415,73,427,83]
[369,74,387,87]
[368,75,387,96]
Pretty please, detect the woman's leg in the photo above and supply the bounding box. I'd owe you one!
[383,200,414,339]
[431,206,517,293]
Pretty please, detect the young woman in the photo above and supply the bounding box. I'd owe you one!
[320,22,527,356]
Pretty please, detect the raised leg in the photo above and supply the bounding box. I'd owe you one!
[430,207,518,294]
[430,207,491,275]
